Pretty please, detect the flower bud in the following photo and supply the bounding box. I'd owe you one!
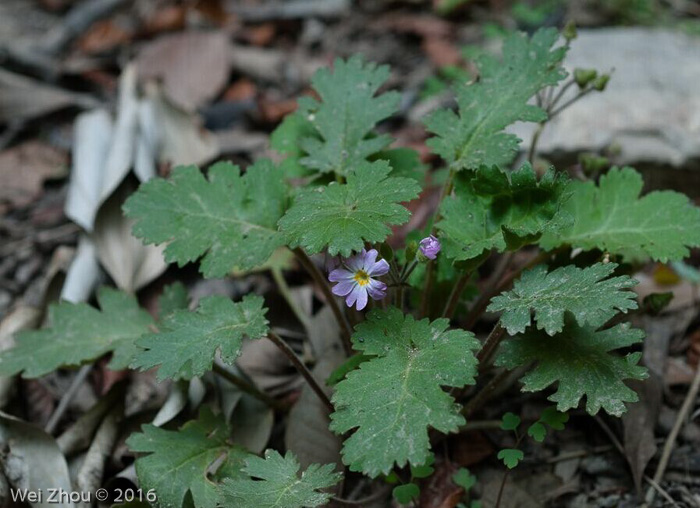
[405,241,418,263]
[563,22,577,42]
[593,74,611,91]
[574,68,597,89]
[418,235,441,261]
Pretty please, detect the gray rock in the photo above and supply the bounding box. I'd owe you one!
[512,28,700,177]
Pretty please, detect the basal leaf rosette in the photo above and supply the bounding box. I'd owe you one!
[437,163,570,262]
[424,28,567,171]
[219,450,342,508]
[278,160,421,257]
[124,159,287,278]
[330,308,480,476]
[540,167,700,262]
[496,317,647,417]
[488,263,638,336]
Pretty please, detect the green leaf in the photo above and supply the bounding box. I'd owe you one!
[279,161,421,257]
[424,28,567,171]
[393,483,420,505]
[219,450,342,508]
[410,454,435,479]
[500,412,521,431]
[296,56,400,176]
[0,288,153,378]
[496,318,648,416]
[488,263,638,336]
[539,167,700,262]
[497,449,524,469]
[270,111,318,179]
[124,160,287,278]
[330,308,480,477]
[437,164,570,261]
[372,147,427,182]
[131,295,268,381]
[539,406,569,430]
[158,282,189,319]
[527,422,546,442]
[127,409,249,508]
[452,468,477,491]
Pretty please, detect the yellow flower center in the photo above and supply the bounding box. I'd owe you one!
[354,270,370,287]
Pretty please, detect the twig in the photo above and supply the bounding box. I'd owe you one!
[293,248,352,355]
[45,364,92,434]
[212,362,287,411]
[462,368,509,418]
[267,332,334,413]
[644,362,700,505]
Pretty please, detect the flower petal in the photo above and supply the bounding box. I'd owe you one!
[345,284,362,308]
[362,249,378,271]
[368,258,390,277]
[366,279,387,300]
[345,250,366,272]
[332,280,356,297]
[354,285,369,310]
[329,268,354,282]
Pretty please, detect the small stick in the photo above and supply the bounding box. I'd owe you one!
[45,364,92,434]
[293,248,353,355]
[267,332,334,413]
[644,362,700,505]
[212,362,287,411]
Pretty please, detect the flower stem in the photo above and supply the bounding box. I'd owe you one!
[293,247,353,356]
[271,265,312,332]
[212,363,287,411]
[477,322,506,367]
[442,270,472,319]
[267,331,334,413]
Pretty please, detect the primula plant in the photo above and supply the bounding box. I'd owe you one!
[4,26,700,507]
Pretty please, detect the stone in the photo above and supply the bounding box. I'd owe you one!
[511,28,700,191]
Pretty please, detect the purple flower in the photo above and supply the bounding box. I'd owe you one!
[419,235,441,260]
[328,249,389,311]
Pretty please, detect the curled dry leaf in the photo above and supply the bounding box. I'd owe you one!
[0,413,75,508]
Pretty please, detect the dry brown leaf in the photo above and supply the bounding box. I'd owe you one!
[142,5,187,35]
[0,141,68,210]
[623,377,661,494]
[136,31,231,111]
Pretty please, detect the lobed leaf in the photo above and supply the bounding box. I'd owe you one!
[0,288,153,378]
[424,28,567,171]
[127,409,249,508]
[219,450,342,508]
[124,160,287,278]
[278,161,420,257]
[291,56,400,176]
[539,167,700,261]
[496,317,648,416]
[330,308,480,477]
[437,163,570,262]
[131,295,268,381]
[488,263,638,335]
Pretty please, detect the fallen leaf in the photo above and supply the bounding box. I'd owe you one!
[0,412,75,508]
[92,180,167,293]
[418,460,463,508]
[136,31,231,111]
[622,377,661,494]
[285,307,344,472]
[142,5,186,35]
[423,37,463,68]
[0,141,68,210]
[60,236,101,303]
[0,68,96,122]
